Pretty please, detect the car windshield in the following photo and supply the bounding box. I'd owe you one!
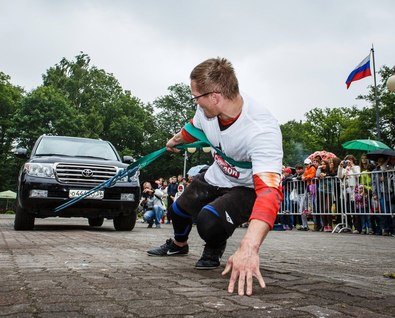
[35,137,119,161]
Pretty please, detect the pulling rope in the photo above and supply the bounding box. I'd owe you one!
[54,124,251,212]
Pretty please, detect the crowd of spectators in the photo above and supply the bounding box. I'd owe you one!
[279,152,395,236]
[139,154,394,237]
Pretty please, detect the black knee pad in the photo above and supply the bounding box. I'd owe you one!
[196,207,228,246]
[170,202,192,243]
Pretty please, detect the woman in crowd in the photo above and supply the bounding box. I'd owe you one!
[358,154,374,234]
[316,159,332,232]
[281,167,294,230]
[337,155,361,233]
[328,157,341,227]
[372,156,392,236]
[292,164,305,229]
[311,156,323,231]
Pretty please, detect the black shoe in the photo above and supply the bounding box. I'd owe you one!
[147,223,153,228]
[147,238,189,256]
[195,242,226,270]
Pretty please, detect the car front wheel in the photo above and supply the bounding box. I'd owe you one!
[113,210,136,231]
[14,204,35,231]
[88,217,104,227]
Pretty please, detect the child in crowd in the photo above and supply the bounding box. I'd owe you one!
[298,158,316,231]
[370,193,381,234]
[174,184,184,202]
[281,167,294,230]
[354,185,373,234]
[292,164,305,229]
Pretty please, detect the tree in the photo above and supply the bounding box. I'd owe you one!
[0,72,24,191]
[280,106,374,166]
[42,53,121,136]
[43,53,123,112]
[154,83,196,135]
[280,120,311,166]
[0,72,24,153]
[12,86,80,150]
[304,107,367,157]
[39,52,156,168]
[139,83,199,181]
[106,92,155,159]
[41,53,154,157]
[357,65,395,148]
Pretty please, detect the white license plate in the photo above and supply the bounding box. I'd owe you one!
[69,189,104,199]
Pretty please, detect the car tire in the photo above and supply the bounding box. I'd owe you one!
[113,210,137,231]
[14,204,35,231]
[88,217,104,227]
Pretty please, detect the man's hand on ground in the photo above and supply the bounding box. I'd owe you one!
[222,219,271,296]
[222,245,265,296]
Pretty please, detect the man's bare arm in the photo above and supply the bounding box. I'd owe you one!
[222,172,282,296]
[166,132,187,152]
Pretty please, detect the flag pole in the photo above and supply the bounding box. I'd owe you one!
[371,44,381,139]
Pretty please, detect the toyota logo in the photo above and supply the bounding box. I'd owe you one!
[81,169,94,178]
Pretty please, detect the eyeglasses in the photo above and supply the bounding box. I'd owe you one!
[190,91,218,102]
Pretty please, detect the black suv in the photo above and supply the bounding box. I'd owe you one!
[14,135,141,231]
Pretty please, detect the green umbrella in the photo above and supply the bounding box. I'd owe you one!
[342,139,392,151]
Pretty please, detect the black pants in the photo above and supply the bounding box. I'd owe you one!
[170,173,256,248]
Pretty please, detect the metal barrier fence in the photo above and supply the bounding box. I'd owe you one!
[279,169,395,233]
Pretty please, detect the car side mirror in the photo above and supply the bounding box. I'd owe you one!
[14,148,29,159]
[123,156,134,164]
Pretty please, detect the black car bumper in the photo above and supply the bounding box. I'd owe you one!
[18,175,140,218]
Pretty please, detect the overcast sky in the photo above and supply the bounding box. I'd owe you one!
[1,0,394,124]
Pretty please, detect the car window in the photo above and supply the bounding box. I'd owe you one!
[35,137,119,161]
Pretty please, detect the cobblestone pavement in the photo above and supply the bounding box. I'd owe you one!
[0,214,394,317]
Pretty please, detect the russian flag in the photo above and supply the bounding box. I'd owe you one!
[345,54,371,89]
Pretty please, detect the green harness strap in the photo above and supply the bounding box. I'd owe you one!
[128,140,208,171]
[128,123,252,172]
[183,122,252,169]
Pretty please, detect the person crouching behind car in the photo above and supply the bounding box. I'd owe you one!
[141,181,164,228]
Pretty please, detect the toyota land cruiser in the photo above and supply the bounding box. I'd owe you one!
[14,135,141,231]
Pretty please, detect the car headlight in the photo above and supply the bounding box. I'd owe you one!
[117,168,140,182]
[24,163,55,178]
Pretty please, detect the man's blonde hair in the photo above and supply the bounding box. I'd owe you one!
[190,57,239,100]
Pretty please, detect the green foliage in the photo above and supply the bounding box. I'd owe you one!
[281,120,311,166]
[106,93,154,158]
[281,105,384,166]
[357,65,395,148]
[305,107,367,156]
[153,83,196,137]
[40,52,154,158]
[43,53,123,113]
[139,83,198,181]
[0,72,24,191]
[12,86,79,149]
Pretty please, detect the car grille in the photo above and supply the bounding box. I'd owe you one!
[55,163,118,185]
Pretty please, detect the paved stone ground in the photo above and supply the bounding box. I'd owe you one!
[0,214,394,317]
